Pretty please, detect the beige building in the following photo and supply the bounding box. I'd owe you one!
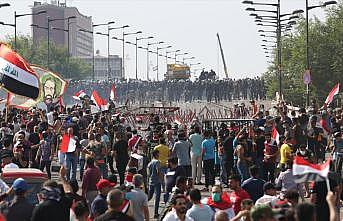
[32,1,93,57]
[81,50,123,80]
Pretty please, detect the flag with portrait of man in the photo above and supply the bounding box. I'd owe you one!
[7,65,68,109]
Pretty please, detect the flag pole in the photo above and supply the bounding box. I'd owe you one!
[325,177,331,192]
[5,93,10,123]
[4,103,8,123]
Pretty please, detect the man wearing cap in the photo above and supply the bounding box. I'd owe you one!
[1,178,34,221]
[91,179,116,219]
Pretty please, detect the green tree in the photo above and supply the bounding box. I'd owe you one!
[3,35,91,79]
[263,1,343,106]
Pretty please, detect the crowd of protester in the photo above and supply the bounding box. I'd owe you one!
[0,97,340,221]
[65,78,266,105]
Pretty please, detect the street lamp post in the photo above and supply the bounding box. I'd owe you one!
[14,10,46,51]
[30,24,49,67]
[175,52,188,64]
[190,62,201,68]
[108,25,129,79]
[244,0,303,100]
[52,23,75,78]
[95,22,116,80]
[183,56,195,65]
[244,1,281,97]
[147,41,163,81]
[156,45,171,81]
[79,28,95,80]
[135,36,153,79]
[166,50,180,66]
[122,31,142,79]
[47,16,76,69]
[93,21,115,80]
[305,0,337,106]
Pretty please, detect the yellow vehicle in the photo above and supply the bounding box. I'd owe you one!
[165,64,191,80]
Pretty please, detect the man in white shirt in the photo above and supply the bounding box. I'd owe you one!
[163,194,194,221]
[255,182,278,206]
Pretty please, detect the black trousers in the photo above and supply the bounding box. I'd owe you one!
[263,161,275,183]
[40,160,51,179]
[203,159,215,188]
[116,158,128,185]
[107,154,115,174]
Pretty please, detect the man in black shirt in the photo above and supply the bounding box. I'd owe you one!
[28,126,40,168]
[94,189,134,221]
[31,180,68,221]
[165,158,186,203]
[220,131,235,186]
[252,129,265,178]
[0,137,14,171]
[112,132,129,185]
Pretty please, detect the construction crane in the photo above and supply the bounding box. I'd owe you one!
[216,33,228,78]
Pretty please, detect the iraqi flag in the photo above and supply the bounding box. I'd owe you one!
[60,134,77,153]
[271,127,280,145]
[91,90,108,111]
[293,156,331,184]
[324,83,340,106]
[0,43,40,99]
[72,90,86,100]
[110,84,116,101]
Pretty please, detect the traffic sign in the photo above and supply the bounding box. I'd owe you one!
[303,70,311,85]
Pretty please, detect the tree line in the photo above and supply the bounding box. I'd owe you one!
[263,1,343,106]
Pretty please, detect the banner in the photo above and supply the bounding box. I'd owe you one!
[8,65,67,109]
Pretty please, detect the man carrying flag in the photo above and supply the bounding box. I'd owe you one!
[0,43,40,99]
[60,127,79,181]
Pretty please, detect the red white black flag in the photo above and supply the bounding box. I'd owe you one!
[0,43,40,99]
[72,90,86,100]
[271,127,280,144]
[91,90,108,111]
[293,156,331,183]
[324,83,340,105]
[60,134,77,153]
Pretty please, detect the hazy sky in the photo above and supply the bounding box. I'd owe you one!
[0,0,328,80]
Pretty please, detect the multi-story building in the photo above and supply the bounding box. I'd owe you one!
[81,50,123,80]
[31,1,93,57]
